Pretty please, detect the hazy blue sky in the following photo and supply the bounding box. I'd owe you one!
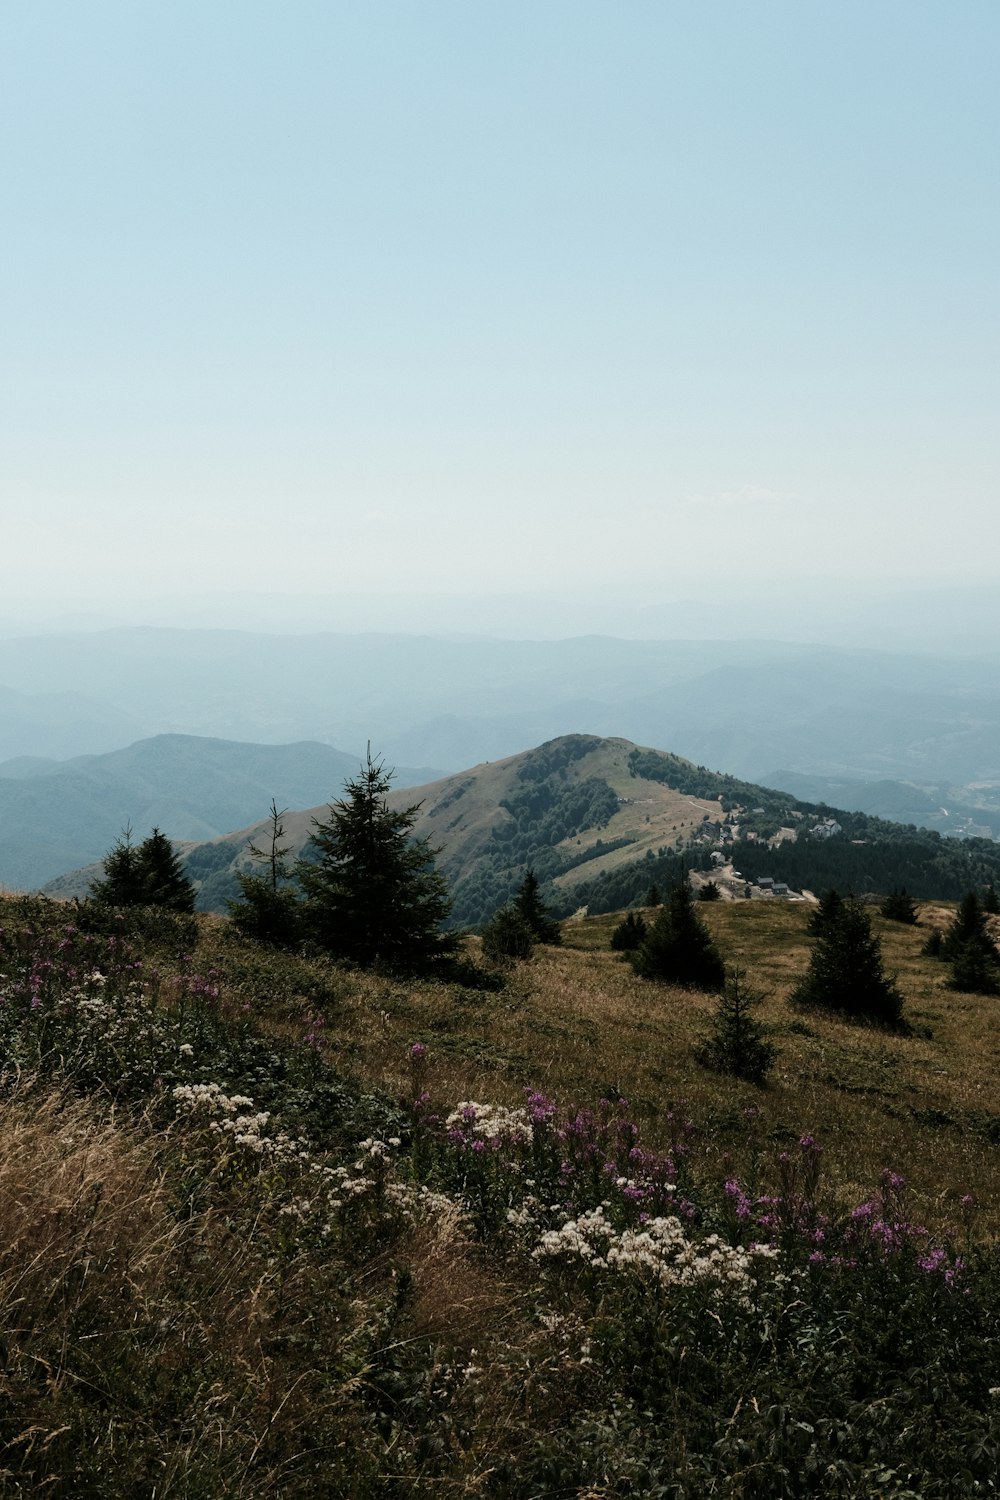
[3,3,998,625]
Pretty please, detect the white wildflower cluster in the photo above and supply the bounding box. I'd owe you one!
[506,1194,542,1228]
[171,1081,309,1161]
[445,1100,534,1145]
[533,1205,778,1293]
[386,1182,461,1220]
[172,1087,465,1238]
[280,1138,464,1238]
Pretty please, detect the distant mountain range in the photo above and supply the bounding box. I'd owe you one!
[0,734,435,892]
[2,627,1000,803]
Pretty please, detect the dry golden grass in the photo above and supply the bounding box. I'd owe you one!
[220,897,1000,1240]
[0,1080,370,1495]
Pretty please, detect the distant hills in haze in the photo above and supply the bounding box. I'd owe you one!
[0,734,436,892]
[2,627,1000,798]
[3,624,1000,902]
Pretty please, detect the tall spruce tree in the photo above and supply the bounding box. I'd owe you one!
[513,869,562,944]
[631,877,725,990]
[792,897,903,1027]
[296,748,455,973]
[940,891,1000,994]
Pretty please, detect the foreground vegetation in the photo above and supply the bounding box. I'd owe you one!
[2,892,999,1496]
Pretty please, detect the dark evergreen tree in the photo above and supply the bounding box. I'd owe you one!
[941,891,993,960]
[947,938,1000,995]
[808,887,844,936]
[646,883,661,907]
[698,880,721,902]
[90,825,144,907]
[138,828,197,912]
[90,826,195,913]
[514,869,562,944]
[228,801,303,948]
[631,878,726,991]
[480,904,534,964]
[983,883,1000,916]
[610,910,647,952]
[939,891,1000,993]
[880,887,919,924]
[792,897,904,1027]
[296,749,455,973]
[695,968,777,1085]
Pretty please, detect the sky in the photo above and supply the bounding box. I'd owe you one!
[2,2,998,632]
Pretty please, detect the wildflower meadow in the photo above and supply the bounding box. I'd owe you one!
[1,893,999,1495]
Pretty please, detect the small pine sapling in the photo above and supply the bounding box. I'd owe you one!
[514,869,562,944]
[695,968,777,1085]
[228,801,303,947]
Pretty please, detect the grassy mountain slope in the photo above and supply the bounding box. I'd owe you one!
[2,889,999,1494]
[41,733,1000,925]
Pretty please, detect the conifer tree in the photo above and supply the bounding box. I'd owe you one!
[808,887,844,936]
[296,748,455,973]
[90,825,143,907]
[940,891,1000,994]
[139,829,197,912]
[792,897,903,1027]
[91,826,195,913]
[695,968,776,1085]
[228,801,302,947]
[941,891,993,960]
[880,887,919,924]
[480,904,534,963]
[513,869,562,944]
[610,910,647,952]
[631,878,725,990]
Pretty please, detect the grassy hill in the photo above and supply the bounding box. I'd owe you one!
[39,733,1000,923]
[196,735,1000,923]
[2,888,999,1495]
